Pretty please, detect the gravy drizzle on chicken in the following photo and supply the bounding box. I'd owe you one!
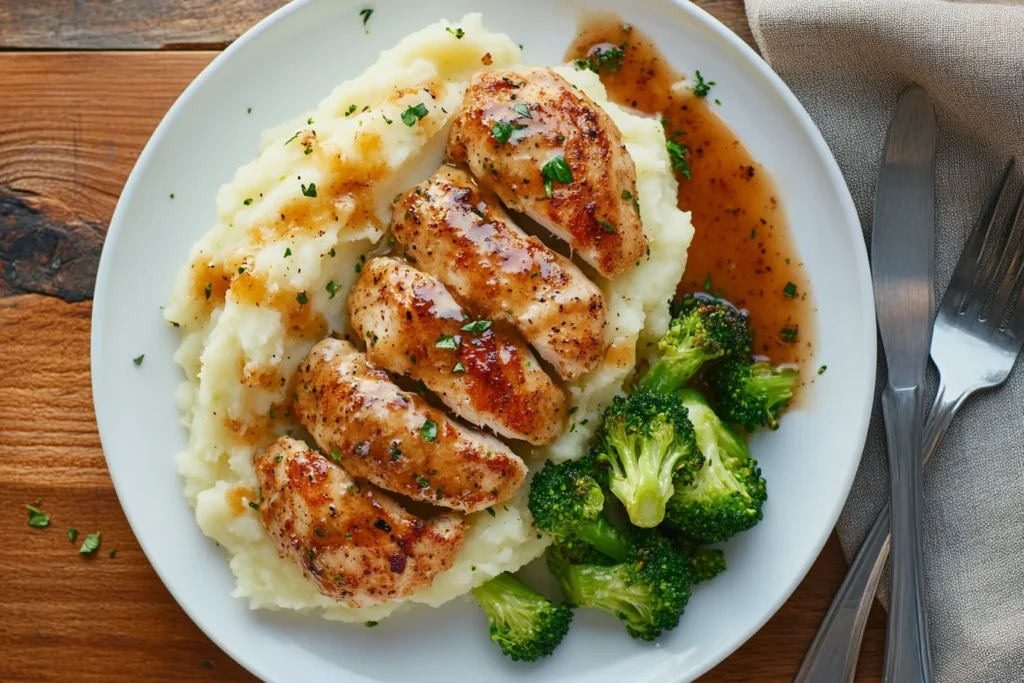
[253,436,466,607]
[448,67,647,278]
[392,166,607,380]
[349,256,567,445]
[294,338,528,512]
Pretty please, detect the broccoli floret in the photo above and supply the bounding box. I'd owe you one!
[592,391,703,528]
[711,357,798,432]
[547,528,692,641]
[472,573,573,662]
[676,540,727,583]
[665,389,767,544]
[528,454,628,561]
[640,295,750,393]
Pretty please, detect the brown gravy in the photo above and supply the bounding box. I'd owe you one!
[566,15,814,367]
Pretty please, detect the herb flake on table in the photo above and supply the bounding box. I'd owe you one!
[133,354,145,366]
[79,532,101,555]
[26,504,49,528]
[68,528,78,542]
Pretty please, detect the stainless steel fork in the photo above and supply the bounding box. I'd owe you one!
[795,159,1024,683]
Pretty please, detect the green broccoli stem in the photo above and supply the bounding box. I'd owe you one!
[608,445,674,528]
[472,572,537,611]
[576,515,628,562]
[639,356,700,394]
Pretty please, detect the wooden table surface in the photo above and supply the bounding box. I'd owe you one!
[0,1,886,680]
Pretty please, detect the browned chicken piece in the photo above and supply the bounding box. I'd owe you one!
[448,67,647,278]
[348,257,567,445]
[294,338,528,512]
[392,166,607,380]
[253,436,465,608]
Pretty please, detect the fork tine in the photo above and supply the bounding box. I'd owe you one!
[985,182,1024,323]
[940,158,1016,315]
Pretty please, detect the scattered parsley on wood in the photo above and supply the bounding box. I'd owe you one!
[133,354,145,366]
[435,334,460,350]
[301,182,317,197]
[692,70,715,98]
[666,140,691,179]
[401,103,429,126]
[704,273,712,291]
[461,319,492,334]
[68,528,78,542]
[541,156,573,198]
[79,532,101,555]
[420,420,438,442]
[109,549,117,558]
[783,282,797,298]
[26,504,49,528]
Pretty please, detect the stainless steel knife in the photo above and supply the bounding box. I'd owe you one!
[871,84,937,683]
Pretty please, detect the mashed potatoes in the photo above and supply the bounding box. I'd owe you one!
[165,14,692,623]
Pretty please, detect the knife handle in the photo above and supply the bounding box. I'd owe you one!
[881,384,933,683]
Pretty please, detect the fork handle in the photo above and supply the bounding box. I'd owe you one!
[794,379,964,683]
[881,384,933,683]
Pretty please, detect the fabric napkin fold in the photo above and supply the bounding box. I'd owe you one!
[742,0,1024,680]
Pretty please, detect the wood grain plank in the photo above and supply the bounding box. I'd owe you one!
[0,1,753,50]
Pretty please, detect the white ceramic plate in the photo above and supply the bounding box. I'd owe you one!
[91,0,875,680]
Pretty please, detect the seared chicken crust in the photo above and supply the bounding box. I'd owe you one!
[253,436,466,608]
[448,67,647,278]
[295,338,528,512]
[392,166,606,380]
[349,257,567,445]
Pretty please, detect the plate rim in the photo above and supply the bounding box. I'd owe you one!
[90,0,876,680]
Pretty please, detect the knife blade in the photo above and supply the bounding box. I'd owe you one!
[871,84,936,683]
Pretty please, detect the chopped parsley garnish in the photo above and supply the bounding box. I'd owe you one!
[783,282,797,298]
[486,507,496,517]
[204,283,212,300]
[818,365,828,375]
[446,27,465,39]
[345,104,357,116]
[304,146,313,155]
[541,155,573,198]
[622,190,633,200]
[247,107,252,114]
[284,247,292,257]
[435,334,459,349]
[296,291,309,305]
[390,443,402,460]
[68,528,78,542]
[329,248,336,257]
[359,8,373,26]
[692,70,715,98]
[243,198,253,206]
[461,319,492,335]
[284,131,300,145]
[780,326,799,342]
[326,281,340,298]
[513,102,532,119]
[301,182,317,197]
[109,549,117,558]
[364,621,378,628]
[374,519,391,532]
[704,273,712,291]
[491,121,527,144]
[556,135,565,143]
[567,406,578,415]
[313,528,324,537]
[26,504,49,528]
[248,501,259,511]
[382,112,393,124]
[355,262,362,273]
[420,419,438,442]
[416,475,430,488]
[401,103,429,126]
[666,140,691,179]
[330,448,342,462]
[133,354,145,366]
[597,219,617,234]
[79,532,101,555]
[452,361,466,373]
[575,44,626,73]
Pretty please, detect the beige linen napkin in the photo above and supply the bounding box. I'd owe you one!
[742,0,1024,680]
